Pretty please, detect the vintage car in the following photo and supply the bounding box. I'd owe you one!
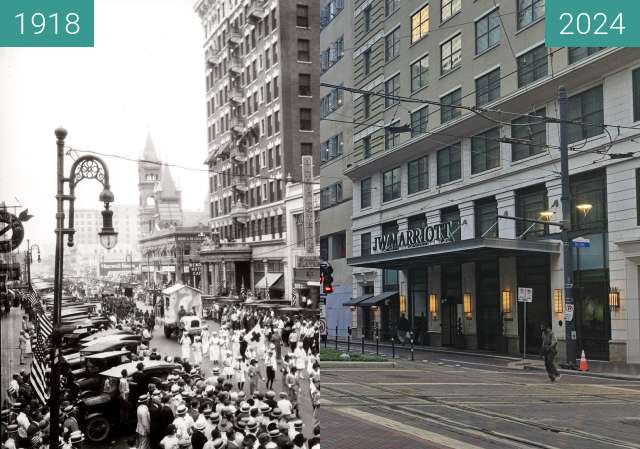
[73,350,132,394]
[80,333,142,349]
[77,360,181,442]
[79,340,140,357]
[179,315,203,339]
[80,329,131,344]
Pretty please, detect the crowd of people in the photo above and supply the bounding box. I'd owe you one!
[2,290,321,449]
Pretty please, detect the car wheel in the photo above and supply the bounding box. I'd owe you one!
[86,415,110,443]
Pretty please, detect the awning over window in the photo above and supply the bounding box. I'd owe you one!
[255,273,283,290]
[359,291,398,307]
[342,294,372,307]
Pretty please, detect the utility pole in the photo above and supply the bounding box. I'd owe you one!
[559,86,576,369]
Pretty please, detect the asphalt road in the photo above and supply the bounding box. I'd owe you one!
[321,354,640,449]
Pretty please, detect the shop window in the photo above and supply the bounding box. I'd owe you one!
[511,108,546,161]
[471,128,501,174]
[475,197,498,238]
[570,169,607,232]
[567,85,604,144]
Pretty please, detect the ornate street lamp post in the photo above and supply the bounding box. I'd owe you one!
[25,240,41,286]
[50,128,118,446]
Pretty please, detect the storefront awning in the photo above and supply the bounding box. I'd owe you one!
[348,237,561,270]
[255,273,283,290]
[359,291,398,307]
[342,294,372,306]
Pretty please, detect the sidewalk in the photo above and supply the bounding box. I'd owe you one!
[326,336,640,380]
[0,306,32,406]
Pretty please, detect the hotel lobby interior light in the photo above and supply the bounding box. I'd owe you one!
[608,288,620,309]
[539,210,555,221]
[553,289,563,314]
[501,289,512,317]
[429,294,438,320]
[576,203,593,216]
[463,293,472,320]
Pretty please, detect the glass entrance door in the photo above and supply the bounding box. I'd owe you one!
[476,259,500,350]
[441,264,461,347]
[517,255,551,355]
[574,269,610,360]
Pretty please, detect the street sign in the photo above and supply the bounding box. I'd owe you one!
[571,237,591,248]
[564,303,574,322]
[517,287,533,303]
[319,319,327,335]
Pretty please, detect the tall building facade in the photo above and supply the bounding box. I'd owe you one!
[343,0,640,364]
[319,0,354,336]
[194,0,320,300]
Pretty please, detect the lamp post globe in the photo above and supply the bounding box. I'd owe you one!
[99,231,118,250]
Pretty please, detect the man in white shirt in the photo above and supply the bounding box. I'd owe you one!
[136,394,151,449]
[276,392,292,417]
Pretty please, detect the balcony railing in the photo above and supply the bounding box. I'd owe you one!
[227,28,243,47]
[229,85,244,104]
[248,0,268,22]
[228,58,243,77]
[230,117,246,134]
[206,46,222,67]
[232,175,249,191]
[231,145,248,163]
[230,202,249,221]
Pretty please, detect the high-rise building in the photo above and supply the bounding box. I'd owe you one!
[340,0,640,364]
[319,0,354,336]
[194,0,320,299]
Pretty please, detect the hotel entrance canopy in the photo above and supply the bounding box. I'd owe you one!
[348,237,561,270]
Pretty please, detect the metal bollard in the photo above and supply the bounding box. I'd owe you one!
[410,339,414,361]
[335,325,339,350]
[376,332,379,356]
[347,334,351,353]
[361,335,365,355]
[391,338,395,359]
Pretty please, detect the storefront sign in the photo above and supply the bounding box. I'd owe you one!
[372,220,458,253]
[296,255,319,268]
[294,267,318,282]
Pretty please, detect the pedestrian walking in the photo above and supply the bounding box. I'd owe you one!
[119,369,131,426]
[208,332,220,365]
[540,324,560,382]
[136,394,151,449]
[180,333,192,362]
[192,337,203,365]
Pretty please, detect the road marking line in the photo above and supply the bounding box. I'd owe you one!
[334,407,488,449]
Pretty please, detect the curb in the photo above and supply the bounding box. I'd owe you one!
[523,364,640,381]
[321,361,396,369]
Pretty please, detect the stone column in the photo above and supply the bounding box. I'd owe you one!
[221,259,227,292]
[459,201,475,240]
[263,259,269,298]
[496,191,516,239]
[201,262,209,294]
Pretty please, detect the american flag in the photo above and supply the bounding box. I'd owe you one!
[30,356,50,405]
[28,290,51,405]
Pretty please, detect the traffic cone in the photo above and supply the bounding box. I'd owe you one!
[579,350,589,372]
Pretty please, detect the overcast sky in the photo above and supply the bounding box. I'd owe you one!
[0,0,208,256]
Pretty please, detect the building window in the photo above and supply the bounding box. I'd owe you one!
[410,106,428,136]
[408,214,427,231]
[440,88,461,124]
[385,0,400,17]
[361,177,372,208]
[385,74,400,108]
[320,237,328,260]
[301,142,313,156]
[441,0,461,22]
[385,124,401,150]
[363,136,372,159]
[321,36,344,73]
[476,68,500,106]
[297,39,310,61]
[296,4,309,27]
[320,182,343,209]
[441,34,461,75]
[567,85,604,144]
[299,108,312,130]
[568,47,604,64]
[363,5,372,33]
[411,5,430,43]
[275,144,281,166]
[408,156,429,194]
[517,45,547,87]
[320,133,343,162]
[471,128,501,174]
[511,108,546,161]
[320,86,343,118]
[517,0,545,29]
[299,73,311,96]
[475,9,500,55]
[385,27,400,62]
[363,94,370,118]
[331,232,347,259]
[441,206,461,240]
[363,49,371,75]
[295,214,304,246]
[410,54,429,92]
[274,111,280,133]
[635,69,640,122]
[383,167,401,202]
[475,197,498,238]
[515,184,548,237]
[437,143,461,184]
[570,169,607,232]
[361,233,371,256]
[320,0,344,29]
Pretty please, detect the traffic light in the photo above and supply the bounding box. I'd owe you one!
[321,263,334,294]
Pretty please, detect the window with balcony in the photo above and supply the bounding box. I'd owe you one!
[441,34,461,75]
[517,45,547,87]
[517,0,544,29]
[408,156,429,194]
[440,88,461,124]
[410,106,428,136]
[567,85,604,144]
[441,0,461,22]
[475,68,500,106]
[410,54,429,92]
[437,143,461,184]
[511,108,546,161]
[383,167,401,202]
[361,177,372,208]
[385,27,400,62]
[411,5,430,43]
[471,128,500,174]
[475,8,500,54]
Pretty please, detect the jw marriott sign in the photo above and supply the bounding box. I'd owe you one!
[372,220,460,253]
